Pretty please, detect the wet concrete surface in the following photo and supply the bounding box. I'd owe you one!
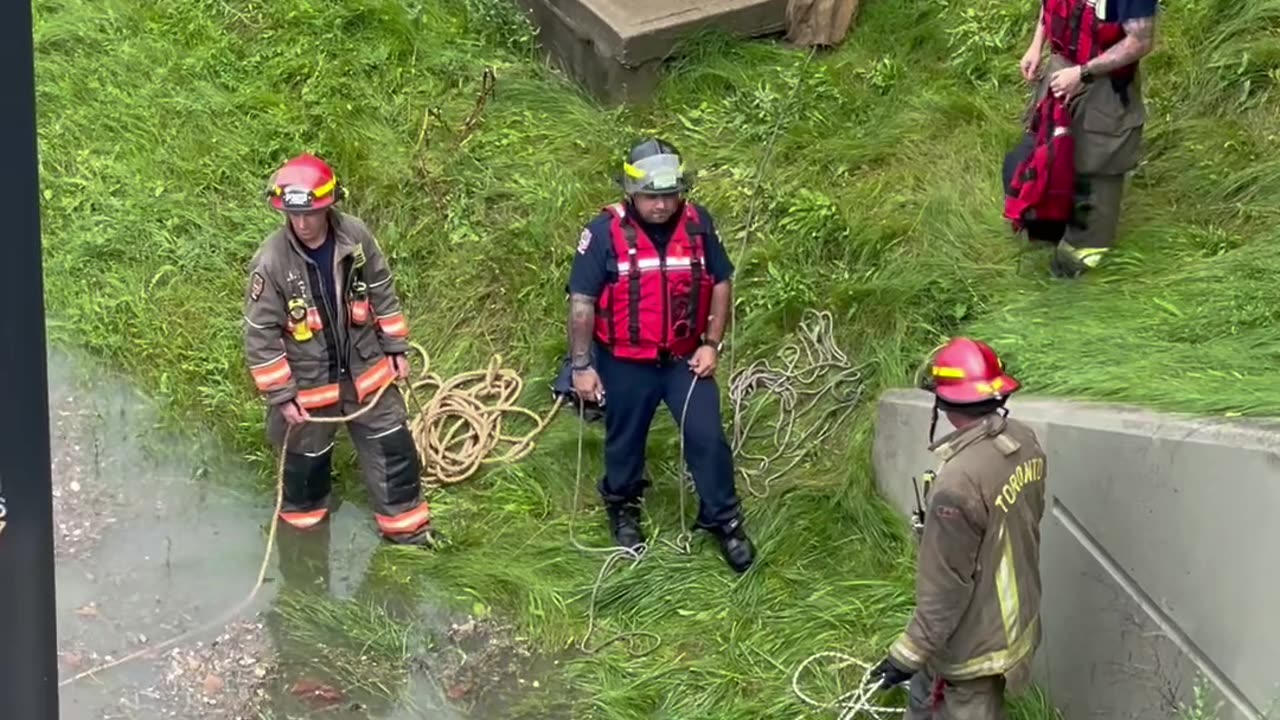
[48,347,564,719]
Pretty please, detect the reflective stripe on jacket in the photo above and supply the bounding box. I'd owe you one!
[890,414,1047,692]
[242,211,410,409]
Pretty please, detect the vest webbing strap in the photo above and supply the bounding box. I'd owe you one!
[1066,0,1090,61]
[685,216,705,328]
[622,221,641,346]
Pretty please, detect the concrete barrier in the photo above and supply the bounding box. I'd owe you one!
[872,389,1280,720]
[514,0,787,104]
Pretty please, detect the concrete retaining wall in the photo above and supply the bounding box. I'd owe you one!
[514,0,787,104]
[872,389,1280,720]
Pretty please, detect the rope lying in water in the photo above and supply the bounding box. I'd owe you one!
[58,379,394,688]
[60,349,562,688]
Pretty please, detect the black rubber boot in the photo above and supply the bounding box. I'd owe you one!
[711,516,755,574]
[605,501,645,551]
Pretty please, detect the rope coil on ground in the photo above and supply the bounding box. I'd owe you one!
[727,309,868,498]
[791,651,905,719]
[402,342,563,489]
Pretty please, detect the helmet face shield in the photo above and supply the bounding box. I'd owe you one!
[623,152,688,196]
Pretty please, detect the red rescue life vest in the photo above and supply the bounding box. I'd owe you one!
[1003,95,1076,231]
[593,202,714,361]
[1044,0,1135,81]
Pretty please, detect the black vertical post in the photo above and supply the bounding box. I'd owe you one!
[0,1,61,718]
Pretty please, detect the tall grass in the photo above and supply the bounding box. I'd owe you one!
[34,0,1280,716]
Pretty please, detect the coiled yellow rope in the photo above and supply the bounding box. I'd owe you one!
[401,342,564,489]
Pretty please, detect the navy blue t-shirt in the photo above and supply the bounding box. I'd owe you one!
[302,228,339,314]
[568,202,735,298]
[1097,0,1157,22]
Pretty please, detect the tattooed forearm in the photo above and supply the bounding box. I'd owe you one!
[705,281,731,345]
[569,293,596,367]
[1085,17,1156,75]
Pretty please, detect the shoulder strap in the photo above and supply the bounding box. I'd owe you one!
[678,204,706,328]
[1066,0,1089,60]
[617,213,642,346]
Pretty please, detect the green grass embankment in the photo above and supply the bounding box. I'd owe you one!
[34,0,1280,717]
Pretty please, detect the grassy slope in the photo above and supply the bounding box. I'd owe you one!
[33,0,1279,717]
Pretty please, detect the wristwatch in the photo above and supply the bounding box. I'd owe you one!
[703,338,724,353]
[1080,63,1095,84]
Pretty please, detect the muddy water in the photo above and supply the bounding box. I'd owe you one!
[48,347,560,719]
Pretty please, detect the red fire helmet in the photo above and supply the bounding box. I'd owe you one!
[923,337,1020,405]
[265,154,345,213]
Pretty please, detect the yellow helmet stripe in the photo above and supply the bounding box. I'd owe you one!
[312,177,336,198]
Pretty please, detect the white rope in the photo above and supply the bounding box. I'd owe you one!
[791,651,906,719]
[567,374,700,657]
[727,309,867,498]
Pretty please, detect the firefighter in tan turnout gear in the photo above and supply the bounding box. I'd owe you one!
[869,338,1047,719]
[242,153,437,546]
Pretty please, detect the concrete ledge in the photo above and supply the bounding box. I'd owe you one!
[515,0,788,105]
[872,389,1280,720]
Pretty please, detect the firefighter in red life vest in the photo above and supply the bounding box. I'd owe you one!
[869,338,1047,719]
[1020,0,1158,278]
[242,153,439,547]
[565,138,755,573]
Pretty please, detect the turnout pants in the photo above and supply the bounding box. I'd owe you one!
[594,346,742,529]
[266,379,429,539]
[905,670,1007,720]
[1034,54,1146,274]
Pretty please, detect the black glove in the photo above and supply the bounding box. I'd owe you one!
[868,655,915,690]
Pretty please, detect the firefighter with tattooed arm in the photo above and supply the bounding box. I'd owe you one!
[562,138,756,574]
[242,153,439,547]
[869,338,1048,719]
[1020,0,1159,277]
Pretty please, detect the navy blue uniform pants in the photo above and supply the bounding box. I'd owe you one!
[594,345,741,529]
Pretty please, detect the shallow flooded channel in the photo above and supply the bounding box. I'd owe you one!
[48,347,565,719]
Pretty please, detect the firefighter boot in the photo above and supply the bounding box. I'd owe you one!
[384,523,446,549]
[710,516,755,574]
[604,500,645,551]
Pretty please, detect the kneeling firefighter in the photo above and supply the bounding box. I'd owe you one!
[870,338,1048,719]
[242,153,438,546]
[555,138,756,573]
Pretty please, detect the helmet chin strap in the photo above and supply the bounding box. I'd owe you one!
[929,398,939,445]
[929,398,1010,444]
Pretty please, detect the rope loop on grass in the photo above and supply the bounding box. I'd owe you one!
[791,651,906,719]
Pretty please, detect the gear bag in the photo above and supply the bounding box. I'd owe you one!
[1003,95,1079,242]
